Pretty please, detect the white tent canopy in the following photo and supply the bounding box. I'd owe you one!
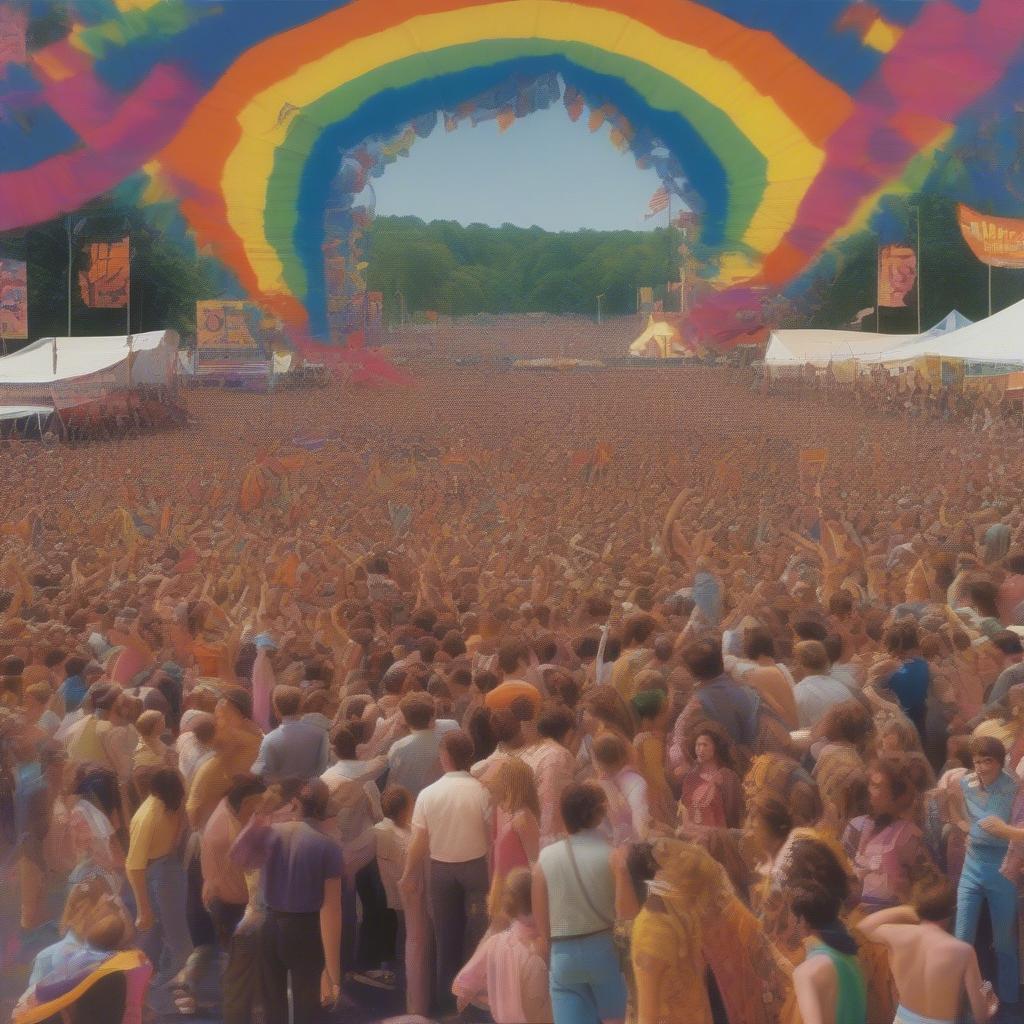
[764,328,919,368]
[861,298,1024,366]
[924,310,972,338]
[0,331,178,386]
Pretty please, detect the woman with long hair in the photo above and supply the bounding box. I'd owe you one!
[631,839,788,1024]
[677,722,744,831]
[488,758,541,924]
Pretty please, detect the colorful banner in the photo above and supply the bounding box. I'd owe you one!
[638,286,655,315]
[877,244,917,308]
[958,204,1024,269]
[0,258,27,339]
[0,4,26,67]
[79,237,129,308]
[196,300,260,348]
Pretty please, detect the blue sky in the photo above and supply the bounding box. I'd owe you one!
[371,104,669,232]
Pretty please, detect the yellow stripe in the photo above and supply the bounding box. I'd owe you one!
[222,0,825,294]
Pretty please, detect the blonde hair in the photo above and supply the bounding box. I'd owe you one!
[501,867,533,920]
[135,709,164,739]
[497,757,540,818]
[59,876,114,937]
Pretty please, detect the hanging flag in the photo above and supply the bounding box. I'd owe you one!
[645,187,670,219]
[0,259,27,339]
[877,244,917,308]
[79,237,129,308]
[638,286,655,315]
[958,204,1024,268]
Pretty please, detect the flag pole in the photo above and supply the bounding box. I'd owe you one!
[915,202,922,335]
[988,263,993,318]
[876,243,881,333]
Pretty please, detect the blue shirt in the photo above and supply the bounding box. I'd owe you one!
[961,769,1019,852]
[58,675,88,714]
[251,718,329,784]
[884,658,929,733]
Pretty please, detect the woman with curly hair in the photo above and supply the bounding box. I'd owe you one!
[677,723,744,831]
[842,757,936,912]
[631,839,788,1024]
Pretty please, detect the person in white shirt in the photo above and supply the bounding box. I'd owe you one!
[400,729,491,1015]
[793,640,856,729]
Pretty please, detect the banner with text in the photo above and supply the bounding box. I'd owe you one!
[958,204,1024,269]
[0,259,27,338]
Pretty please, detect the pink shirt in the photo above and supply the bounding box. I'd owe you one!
[453,917,553,1023]
[200,798,249,906]
[522,740,575,847]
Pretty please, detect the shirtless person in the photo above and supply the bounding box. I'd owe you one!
[857,875,998,1024]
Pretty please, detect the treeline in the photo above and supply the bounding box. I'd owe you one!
[366,216,681,320]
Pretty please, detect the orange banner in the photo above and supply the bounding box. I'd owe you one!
[78,237,129,308]
[0,259,27,339]
[958,204,1024,269]
[878,244,916,308]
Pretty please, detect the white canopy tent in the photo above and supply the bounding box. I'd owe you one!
[923,310,972,338]
[764,328,919,368]
[860,298,1024,367]
[0,331,178,386]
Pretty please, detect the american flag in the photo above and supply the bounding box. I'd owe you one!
[645,186,670,218]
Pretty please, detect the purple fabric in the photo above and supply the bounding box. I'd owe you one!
[232,818,343,913]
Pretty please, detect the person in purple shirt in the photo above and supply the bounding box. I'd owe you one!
[231,778,344,1022]
[251,685,329,784]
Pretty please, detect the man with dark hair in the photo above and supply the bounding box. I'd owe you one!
[252,685,329,784]
[980,629,1024,712]
[387,693,457,798]
[399,729,490,1014]
[953,736,1021,1009]
[670,636,784,775]
[858,875,998,1024]
[231,778,344,1022]
[791,880,867,1024]
[57,655,89,715]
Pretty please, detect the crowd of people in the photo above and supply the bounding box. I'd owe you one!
[2,362,1024,1024]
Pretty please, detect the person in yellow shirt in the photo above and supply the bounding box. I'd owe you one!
[126,768,192,1017]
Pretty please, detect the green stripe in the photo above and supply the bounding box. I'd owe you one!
[263,38,768,300]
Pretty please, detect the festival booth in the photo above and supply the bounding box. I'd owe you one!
[0,331,179,434]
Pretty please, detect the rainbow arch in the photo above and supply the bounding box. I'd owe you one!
[2,0,1023,339]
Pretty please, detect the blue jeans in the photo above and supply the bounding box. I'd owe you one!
[955,844,1019,1004]
[549,931,627,1024]
[142,853,194,1013]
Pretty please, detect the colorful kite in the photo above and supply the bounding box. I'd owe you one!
[0,0,1022,345]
